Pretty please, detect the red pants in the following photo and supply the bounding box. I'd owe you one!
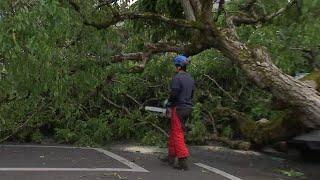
[168,107,189,158]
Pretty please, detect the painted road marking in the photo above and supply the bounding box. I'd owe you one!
[195,163,243,180]
[0,168,145,172]
[94,147,148,172]
[0,145,148,172]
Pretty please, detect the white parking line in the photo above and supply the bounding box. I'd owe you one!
[0,168,145,172]
[0,145,149,172]
[195,163,243,180]
[94,147,148,172]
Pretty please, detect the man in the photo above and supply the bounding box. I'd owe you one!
[162,55,195,170]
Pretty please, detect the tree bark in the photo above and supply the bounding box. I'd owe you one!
[189,0,202,17]
[213,107,304,146]
[178,0,196,21]
[215,35,320,129]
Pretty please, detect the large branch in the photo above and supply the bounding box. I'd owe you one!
[84,12,207,30]
[67,0,215,68]
[225,0,297,39]
[177,0,196,21]
[111,41,213,73]
[200,0,214,22]
[264,0,297,21]
[112,43,183,62]
[112,42,211,63]
[66,0,214,64]
[111,43,183,63]
[190,0,202,17]
[66,0,207,31]
[229,0,297,26]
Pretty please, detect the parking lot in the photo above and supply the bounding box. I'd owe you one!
[0,144,319,180]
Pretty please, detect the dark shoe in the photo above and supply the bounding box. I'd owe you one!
[159,155,175,165]
[174,157,189,170]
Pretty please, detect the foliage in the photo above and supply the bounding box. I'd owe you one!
[141,130,166,146]
[187,103,207,144]
[235,0,320,75]
[0,0,319,147]
[278,169,306,179]
[221,125,234,139]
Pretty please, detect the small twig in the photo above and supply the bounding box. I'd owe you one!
[101,94,130,114]
[131,77,164,88]
[264,0,297,21]
[110,78,122,84]
[134,121,148,127]
[124,93,143,108]
[204,74,237,102]
[141,98,160,106]
[228,0,297,28]
[134,117,168,137]
[203,109,218,136]
[238,84,245,97]
[148,84,163,88]
[139,117,169,137]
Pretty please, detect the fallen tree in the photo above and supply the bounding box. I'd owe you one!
[1,0,319,146]
[65,0,320,129]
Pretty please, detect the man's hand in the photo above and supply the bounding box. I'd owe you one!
[163,99,172,108]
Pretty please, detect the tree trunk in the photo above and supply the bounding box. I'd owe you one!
[213,107,304,146]
[189,0,202,17]
[216,36,320,129]
[178,0,196,21]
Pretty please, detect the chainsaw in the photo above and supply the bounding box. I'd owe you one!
[144,100,171,118]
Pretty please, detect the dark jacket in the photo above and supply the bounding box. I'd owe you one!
[168,72,195,108]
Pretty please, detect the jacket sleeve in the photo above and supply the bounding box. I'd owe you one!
[191,81,195,99]
[168,76,181,106]
[191,89,194,99]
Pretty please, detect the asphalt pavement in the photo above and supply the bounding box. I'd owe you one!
[0,144,319,180]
